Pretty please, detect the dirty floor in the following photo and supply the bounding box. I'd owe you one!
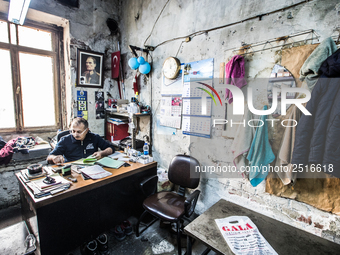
[0,204,217,255]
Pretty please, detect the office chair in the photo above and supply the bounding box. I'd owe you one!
[136,154,201,255]
[57,130,70,142]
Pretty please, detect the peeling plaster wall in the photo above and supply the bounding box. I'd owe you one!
[120,0,340,243]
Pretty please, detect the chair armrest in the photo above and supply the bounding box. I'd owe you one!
[140,175,158,197]
[184,190,200,217]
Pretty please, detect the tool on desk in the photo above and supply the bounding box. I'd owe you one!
[43,176,56,184]
[67,177,77,183]
[62,164,72,176]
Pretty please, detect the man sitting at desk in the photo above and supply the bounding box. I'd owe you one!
[47,117,115,164]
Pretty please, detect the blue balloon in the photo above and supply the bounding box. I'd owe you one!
[128,57,139,70]
[139,62,151,74]
[137,56,145,64]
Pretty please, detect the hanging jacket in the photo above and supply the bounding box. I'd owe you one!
[291,48,340,177]
[225,55,247,104]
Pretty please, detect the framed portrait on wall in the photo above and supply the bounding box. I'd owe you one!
[77,49,104,88]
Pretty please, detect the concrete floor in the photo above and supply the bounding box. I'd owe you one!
[0,204,217,255]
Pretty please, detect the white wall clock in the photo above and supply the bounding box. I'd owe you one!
[163,57,181,80]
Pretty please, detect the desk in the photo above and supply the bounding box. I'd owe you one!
[16,161,157,255]
[184,199,340,255]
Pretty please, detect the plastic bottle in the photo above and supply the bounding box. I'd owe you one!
[143,142,149,156]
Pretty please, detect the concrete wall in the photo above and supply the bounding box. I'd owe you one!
[120,0,340,243]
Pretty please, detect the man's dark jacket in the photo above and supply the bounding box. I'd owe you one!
[291,49,340,177]
[49,132,115,162]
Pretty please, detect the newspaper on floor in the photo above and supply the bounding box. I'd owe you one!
[215,216,278,255]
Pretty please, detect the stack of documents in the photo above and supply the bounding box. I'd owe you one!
[108,118,127,125]
[81,165,112,180]
[25,173,71,198]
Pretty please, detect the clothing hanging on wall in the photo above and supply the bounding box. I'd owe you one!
[292,48,340,178]
[299,37,337,92]
[247,105,275,187]
[225,55,247,104]
[274,105,302,185]
[230,105,255,178]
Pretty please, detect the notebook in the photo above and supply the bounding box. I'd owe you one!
[96,157,125,169]
[72,156,97,165]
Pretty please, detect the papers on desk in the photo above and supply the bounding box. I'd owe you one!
[81,165,112,180]
[215,216,278,255]
[96,157,125,169]
[24,173,71,198]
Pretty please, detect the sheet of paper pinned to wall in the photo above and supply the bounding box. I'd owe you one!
[159,96,182,129]
[161,66,184,96]
[182,58,214,138]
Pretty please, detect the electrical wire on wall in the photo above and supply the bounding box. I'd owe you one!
[144,0,314,51]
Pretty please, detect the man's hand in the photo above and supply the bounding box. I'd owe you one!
[47,155,64,164]
[92,148,113,160]
[92,151,104,160]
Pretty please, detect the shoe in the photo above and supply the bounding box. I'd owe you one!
[96,234,109,254]
[113,225,126,241]
[120,220,133,236]
[80,240,99,255]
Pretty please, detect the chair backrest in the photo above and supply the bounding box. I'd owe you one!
[57,130,70,142]
[168,154,200,190]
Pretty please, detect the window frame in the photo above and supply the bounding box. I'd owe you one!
[0,14,64,134]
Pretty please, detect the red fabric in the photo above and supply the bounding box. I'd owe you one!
[111,51,121,79]
[133,74,139,94]
[225,55,247,104]
[0,138,17,165]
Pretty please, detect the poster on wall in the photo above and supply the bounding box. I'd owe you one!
[77,90,88,120]
[182,58,214,138]
[95,91,105,119]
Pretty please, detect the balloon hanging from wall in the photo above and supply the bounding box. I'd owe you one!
[128,57,139,70]
[139,62,151,74]
[128,45,152,75]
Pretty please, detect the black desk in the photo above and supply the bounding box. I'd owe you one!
[16,161,157,255]
[184,199,340,255]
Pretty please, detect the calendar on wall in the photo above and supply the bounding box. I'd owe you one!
[181,58,214,138]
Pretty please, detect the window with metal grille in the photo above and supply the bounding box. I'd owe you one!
[0,17,63,133]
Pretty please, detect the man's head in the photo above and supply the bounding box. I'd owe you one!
[70,117,89,141]
[85,57,96,72]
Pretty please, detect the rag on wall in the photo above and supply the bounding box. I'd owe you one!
[230,105,255,178]
[247,105,275,187]
[225,55,247,104]
[299,37,337,92]
[274,105,301,185]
